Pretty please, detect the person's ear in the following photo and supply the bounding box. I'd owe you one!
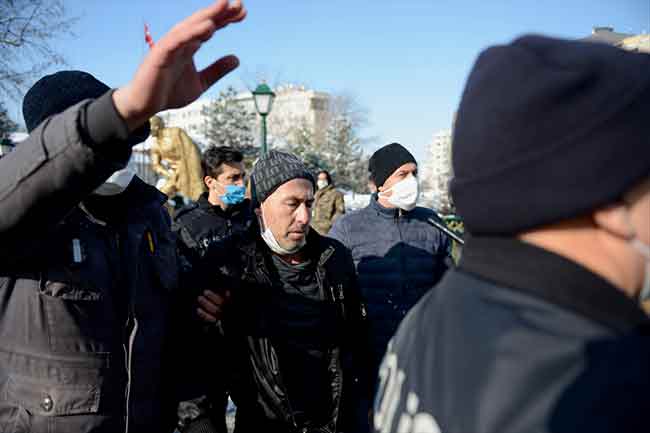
[593,203,635,240]
[204,176,215,190]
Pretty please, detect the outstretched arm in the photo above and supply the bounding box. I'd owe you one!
[0,0,246,260]
[113,0,247,131]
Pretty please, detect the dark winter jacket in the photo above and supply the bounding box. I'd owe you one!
[170,193,254,432]
[201,227,371,433]
[173,193,254,270]
[0,94,178,433]
[328,195,450,372]
[374,237,650,433]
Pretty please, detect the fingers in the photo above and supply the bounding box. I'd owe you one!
[197,307,217,323]
[203,289,229,305]
[199,55,240,91]
[196,289,231,323]
[168,0,245,48]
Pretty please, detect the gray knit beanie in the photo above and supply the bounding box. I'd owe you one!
[251,150,315,206]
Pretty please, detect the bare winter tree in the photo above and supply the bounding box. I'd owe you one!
[201,85,259,169]
[0,0,77,100]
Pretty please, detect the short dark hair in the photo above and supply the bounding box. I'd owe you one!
[318,170,333,185]
[201,146,244,178]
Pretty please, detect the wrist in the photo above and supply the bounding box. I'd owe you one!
[112,86,147,132]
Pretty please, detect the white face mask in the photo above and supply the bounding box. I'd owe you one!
[317,179,329,190]
[94,169,135,196]
[379,174,420,211]
[630,238,650,302]
[258,209,306,255]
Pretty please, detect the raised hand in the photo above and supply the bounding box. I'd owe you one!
[113,0,246,131]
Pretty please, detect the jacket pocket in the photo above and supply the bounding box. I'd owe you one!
[3,374,101,416]
[39,270,115,354]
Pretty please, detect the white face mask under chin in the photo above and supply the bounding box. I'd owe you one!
[379,174,420,211]
[94,169,135,196]
[258,212,305,255]
[630,238,650,303]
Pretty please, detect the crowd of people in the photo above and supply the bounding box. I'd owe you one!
[0,1,649,433]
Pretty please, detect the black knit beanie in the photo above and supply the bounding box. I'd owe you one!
[369,142,417,188]
[23,71,110,132]
[451,35,650,235]
[251,150,315,206]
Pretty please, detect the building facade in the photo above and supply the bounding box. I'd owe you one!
[131,85,331,189]
[154,84,331,150]
[422,128,454,213]
[582,26,650,53]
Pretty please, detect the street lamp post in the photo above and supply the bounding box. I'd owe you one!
[252,83,276,156]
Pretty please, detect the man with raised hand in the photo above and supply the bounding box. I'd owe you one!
[0,2,246,433]
[196,150,371,433]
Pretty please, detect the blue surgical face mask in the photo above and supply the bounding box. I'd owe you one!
[220,184,246,205]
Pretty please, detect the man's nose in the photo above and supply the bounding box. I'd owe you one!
[295,203,311,225]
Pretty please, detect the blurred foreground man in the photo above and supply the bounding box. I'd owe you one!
[0,2,247,432]
[374,36,650,433]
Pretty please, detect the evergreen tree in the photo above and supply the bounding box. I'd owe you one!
[322,114,369,191]
[0,102,17,139]
[280,94,371,192]
[282,119,327,172]
[202,86,258,165]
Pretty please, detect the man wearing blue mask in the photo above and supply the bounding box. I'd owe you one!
[171,145,253,432]
[174,146,253,269]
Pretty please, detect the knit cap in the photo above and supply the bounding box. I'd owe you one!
[451,35,650,234]
[251,150,315,205]
[23,70,110,132]
[368,142,417,188]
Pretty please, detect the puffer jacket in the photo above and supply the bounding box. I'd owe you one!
[328,194,450,372]
[0,94,178,433]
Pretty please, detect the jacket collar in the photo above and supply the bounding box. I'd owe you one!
[459,236,649,334]
[368,193,402,218]
[315,184,334,197]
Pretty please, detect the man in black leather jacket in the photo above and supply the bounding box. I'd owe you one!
[196,150,372,433]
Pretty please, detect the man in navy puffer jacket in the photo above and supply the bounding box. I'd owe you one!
[328,142,451,431]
